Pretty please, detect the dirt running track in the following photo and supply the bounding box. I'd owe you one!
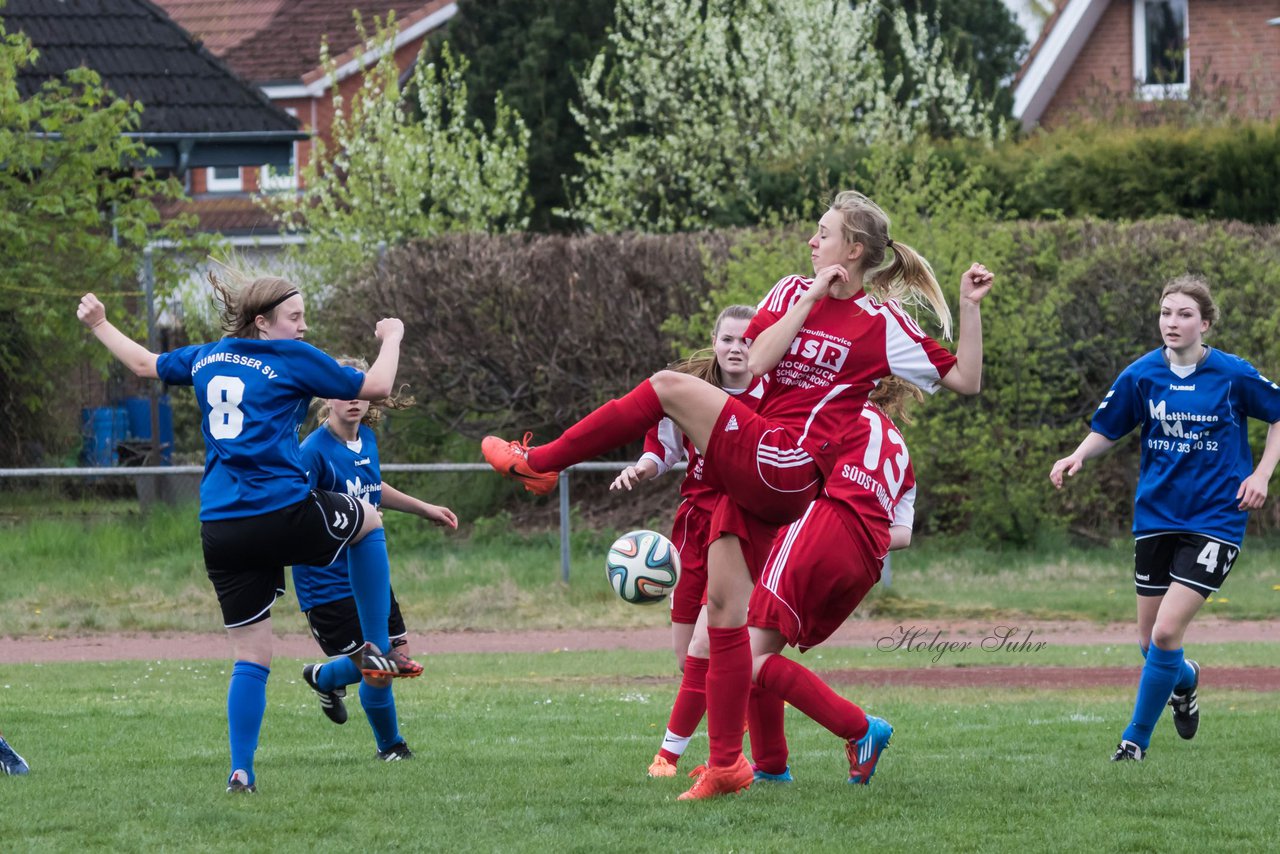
[4,618,1279,691]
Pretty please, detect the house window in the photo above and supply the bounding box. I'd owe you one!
[259,155,297,193]
[206,165,243,193]
[1132,0,1189,99]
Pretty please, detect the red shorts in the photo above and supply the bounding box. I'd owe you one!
[708,496,783,583]
[669,500,711,624]
[702,396,821,526]
[748,500,884,650]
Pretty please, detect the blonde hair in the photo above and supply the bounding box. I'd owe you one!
[669,304,757,387]
[1161,275,1218,328]
[868,375,924,425]
[315,356,415,427]
[208,272,300,339]
[828,191,953,339]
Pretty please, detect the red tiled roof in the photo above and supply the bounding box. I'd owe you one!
[159,195,283,236]
[154,1,446,83]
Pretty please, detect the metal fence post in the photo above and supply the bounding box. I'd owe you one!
[558,470,571,583]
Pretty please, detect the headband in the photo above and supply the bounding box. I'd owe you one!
[257,290,300,315]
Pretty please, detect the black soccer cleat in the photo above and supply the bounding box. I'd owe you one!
[226,769,257,793]
[1110,740,1145,762]
[1168,659,1200,740]
[376,741,414,762]
[302,663,348,725]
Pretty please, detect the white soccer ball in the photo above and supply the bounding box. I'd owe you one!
[606,529,681,605]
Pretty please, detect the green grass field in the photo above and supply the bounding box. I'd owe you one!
[4,501,1280,634]
[2,647,1277,852]
[3,504,1278,851]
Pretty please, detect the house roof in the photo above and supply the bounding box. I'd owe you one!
[4,0,305,169]
[153,0,455,86]
[1011,0,1108,129]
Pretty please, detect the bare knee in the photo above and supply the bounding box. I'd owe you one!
[351,498,383,543]
[1150,625,1184,650]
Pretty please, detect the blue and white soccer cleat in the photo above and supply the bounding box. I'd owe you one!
[1168,659,1200,740]
[0,735,29,776]
[846,716,893,785]
[752,764,794,783]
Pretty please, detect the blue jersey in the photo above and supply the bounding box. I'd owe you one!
[1090,347,1280,542]
[291,423,382,611]
[156,338,364,521]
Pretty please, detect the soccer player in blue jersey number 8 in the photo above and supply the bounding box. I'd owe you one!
[77,277,423,794]
[294,359,457,762]
[1050,276,1280,762]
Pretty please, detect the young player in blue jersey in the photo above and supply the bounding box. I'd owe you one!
[1050,276,1280,762]
[77,276,422,793]
[294,360,457,762]
[0,729,29,776]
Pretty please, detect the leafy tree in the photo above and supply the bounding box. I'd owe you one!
[432,0,615,232]
[0,21,198,464]
[874,0,1028,127]
[271,16,531,291]
[568,0,999,233]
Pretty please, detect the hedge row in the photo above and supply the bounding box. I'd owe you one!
[334,218,1280,544]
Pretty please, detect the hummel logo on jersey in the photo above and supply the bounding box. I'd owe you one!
[725,415,739,432]
[332,511,350,530]
[1169,384,1195,391]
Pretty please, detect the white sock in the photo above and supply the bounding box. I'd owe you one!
[661,730,692,757]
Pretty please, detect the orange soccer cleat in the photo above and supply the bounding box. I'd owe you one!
[677,754,753,801]
[647,754,678,778]
[481,433,558,496]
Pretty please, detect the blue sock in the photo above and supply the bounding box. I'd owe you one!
[359,681,401,752]
[1174,657,1198,693]
[1121,645,1183,750]
[315,657,362,692]
[227,661,270,784]
[347,529,391,653]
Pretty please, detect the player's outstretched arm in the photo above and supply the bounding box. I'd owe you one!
[939,263,993,395]
[610,459,660,492]
[77,293,159,379]
[381,482,458,528]
[1238,420,1280,510]
[1049,432,1116,489]
[358,317,404,400]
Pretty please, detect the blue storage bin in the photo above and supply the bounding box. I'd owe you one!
[123,395,174,463]
[80,406,129,466]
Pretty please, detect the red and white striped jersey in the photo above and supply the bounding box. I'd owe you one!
[639,379,766,514]
[747,274,954,476]
[822,401,917,557]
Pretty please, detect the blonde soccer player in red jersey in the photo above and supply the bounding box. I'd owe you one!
[609,305,761,778]
[484,191,992,800]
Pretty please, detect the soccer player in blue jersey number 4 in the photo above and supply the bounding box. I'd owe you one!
[1050,276,1280,762]
[294,360,457,762]
[78,277,423,794]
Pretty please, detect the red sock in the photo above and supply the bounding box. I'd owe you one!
[527,381,663,473]
[658,654,708,764]
[747,683,788,775]
[757,654,867,741]
[706,626,752,768]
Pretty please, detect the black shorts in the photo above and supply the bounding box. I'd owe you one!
[1134,532,1240,598]
[305,591,408,657]
[201,490,365,628]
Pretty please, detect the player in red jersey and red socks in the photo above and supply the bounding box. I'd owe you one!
[484,191,992,800]
[608,305,761,778]
[746,377,921,786]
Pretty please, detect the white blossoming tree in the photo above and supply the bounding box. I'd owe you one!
[568,1,996,232]
[272,17,531,288]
